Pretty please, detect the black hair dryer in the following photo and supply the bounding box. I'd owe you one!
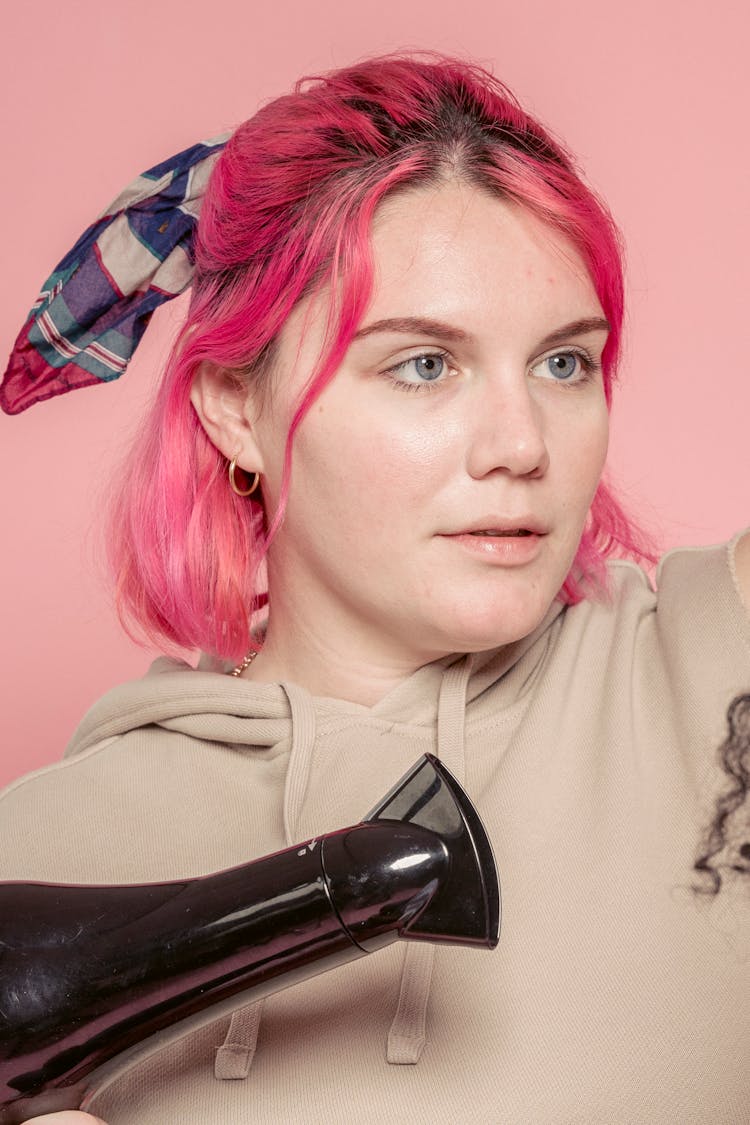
[0,754,500,1123]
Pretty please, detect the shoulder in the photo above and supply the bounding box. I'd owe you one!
[0,658,288,885]
[542,534,750,724]
[571,533,750,734]
[648,531,750,661]
[595,530,750,638]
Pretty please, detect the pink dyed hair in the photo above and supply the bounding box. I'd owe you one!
[108,52,653,662]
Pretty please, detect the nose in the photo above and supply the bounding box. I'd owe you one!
[465,372,550,480]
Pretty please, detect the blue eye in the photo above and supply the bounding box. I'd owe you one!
[413,354,444,380]
[387,352,449,387]
[531,350,592,383]
[545,353,579,380]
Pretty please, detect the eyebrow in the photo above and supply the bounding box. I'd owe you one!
[536,317,611,349]
[352,316,469,342]
[351,315,610,346]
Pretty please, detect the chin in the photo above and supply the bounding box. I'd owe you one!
[423,590,560,657]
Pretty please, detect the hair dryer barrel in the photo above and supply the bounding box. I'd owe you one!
[0,754,500,1123]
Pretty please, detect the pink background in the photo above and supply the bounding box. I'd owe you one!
[1,1,747,787]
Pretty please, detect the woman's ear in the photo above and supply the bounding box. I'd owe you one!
[190,363,265,473]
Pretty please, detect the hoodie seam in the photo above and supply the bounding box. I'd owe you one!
[315,716,437,740]
[726,531,750,654]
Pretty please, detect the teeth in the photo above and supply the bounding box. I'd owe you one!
[470,529,529,537]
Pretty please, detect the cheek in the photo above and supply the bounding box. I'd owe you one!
[373,426,455,499]
[563,402,609,511]
[299,407,455,510]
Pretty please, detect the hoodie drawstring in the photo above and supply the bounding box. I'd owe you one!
[215,682,318,1081]
[280,682,319,846]
[387,655,474,1064]
[214,1003,264,1080]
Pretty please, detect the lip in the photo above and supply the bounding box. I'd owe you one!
[439,530,544,565]
[443,516,549,536]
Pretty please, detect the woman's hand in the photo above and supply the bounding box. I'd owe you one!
[22,1114,107,1124]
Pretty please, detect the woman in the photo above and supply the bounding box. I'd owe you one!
[3,54,749,1124]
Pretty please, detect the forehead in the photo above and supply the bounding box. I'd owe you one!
[367,180,602,332]
[273,181,604,383]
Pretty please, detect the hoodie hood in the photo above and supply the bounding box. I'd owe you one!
[67,595,564,761]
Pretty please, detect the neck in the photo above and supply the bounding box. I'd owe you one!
[238,614,448,707]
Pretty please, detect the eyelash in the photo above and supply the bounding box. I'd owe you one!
[382,347,600,393]
[533,347,600,385]
[383,350,454,393]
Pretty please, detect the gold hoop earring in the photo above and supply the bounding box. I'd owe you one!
[228,457,260,497]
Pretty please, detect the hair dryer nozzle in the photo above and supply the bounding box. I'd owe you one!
[366,754,500,947]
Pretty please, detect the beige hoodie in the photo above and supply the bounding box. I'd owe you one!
[1,538,749,1124]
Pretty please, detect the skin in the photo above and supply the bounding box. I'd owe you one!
[192,180,613,705]
[23,1115,105,1124]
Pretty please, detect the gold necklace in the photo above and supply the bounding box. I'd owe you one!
[228,650,258,677]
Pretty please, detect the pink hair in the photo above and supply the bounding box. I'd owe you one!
[108,53,654,662]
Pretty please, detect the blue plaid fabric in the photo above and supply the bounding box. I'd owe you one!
[1,135,228,414]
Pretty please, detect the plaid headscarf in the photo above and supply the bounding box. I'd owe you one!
[0,135,228,415]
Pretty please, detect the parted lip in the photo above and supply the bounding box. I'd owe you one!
[441,516,549,536]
